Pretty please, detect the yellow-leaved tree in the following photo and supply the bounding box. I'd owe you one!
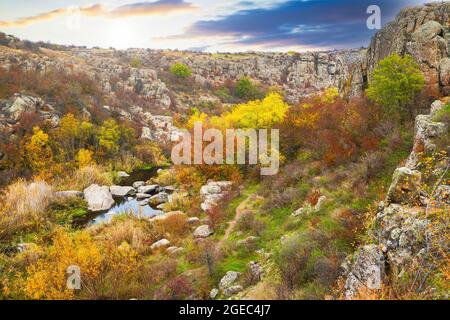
[211,92,289,129]
[23,127,54,177]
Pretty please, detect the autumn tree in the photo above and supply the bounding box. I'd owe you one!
[23,127,54,176]
[98,119,121,157]
[366,54,425,120]
[211,92,289,129]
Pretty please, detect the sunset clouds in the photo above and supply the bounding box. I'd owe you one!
[0,1,196,28]
[0,0,430,51]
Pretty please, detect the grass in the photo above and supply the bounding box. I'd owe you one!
[49,197,88,226]
[0,179,53,240]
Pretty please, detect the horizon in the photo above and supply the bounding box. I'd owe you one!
[0,0,430,52]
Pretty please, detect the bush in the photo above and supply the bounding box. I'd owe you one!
[367,54,425,121]
[235,76,263,100]
[170,62,192,79]
[237,210,255,231]
[433,103,450,125]
[213,87,234,103]
[130,58,142,68]
[276,235,314,290]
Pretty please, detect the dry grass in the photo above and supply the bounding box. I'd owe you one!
[91,216,158,254]
[0,179,53,240]
[162,192,191,213]
[58,165,113,191]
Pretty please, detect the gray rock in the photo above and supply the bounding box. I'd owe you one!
[222,285,243,298]
[138,184,159,194]
[136,193,151,200]
[110,186,136,197]
[343,245,384,300]
[138,199,149,206]
[149,192,169,206]
[187,217,200,224]
[193,225,213,238]
[83,184,115,212]
[210,288,219,299]
[219,271,240,290]
[132,181,146,189]
[387,167,422,204]
[166,246,183,256]
[164,186,176,193]
[117,171,130,178]
[150,239,170,250]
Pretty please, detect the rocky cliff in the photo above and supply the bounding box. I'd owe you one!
[365,2,450,97]
[341,98,449,299]
[0,3,448,126]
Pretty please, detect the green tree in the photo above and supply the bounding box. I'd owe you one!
[366,54,425,120]
[170,62,192,79]
[235,76,262,100]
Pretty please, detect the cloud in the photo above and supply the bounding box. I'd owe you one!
[0,0,196,28]
[174,0,427,50]
[110,0,196,18]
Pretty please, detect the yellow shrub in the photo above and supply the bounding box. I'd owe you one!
[76,149,94,168]
[24,229,103,300]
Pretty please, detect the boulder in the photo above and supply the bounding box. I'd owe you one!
[83,184,115,212]
[150,239,170,251]
[166,246,183,256]
[219,271,240,290]
[200,181,233,212]
[149,192,169,206]
[164,186,176,193]
[138,184,159,194]
[138,200,149,206]
[439,58,450,89]
[210,288,219,299]
[187,217,200,224]
[110,186,136,197]
[136,193,151,200]
[222,285,243,298]
[132,181,146,189]
[343,245,384,300]
[411,21,444,43]
[193,225,213,238]
[387,167,422,204]
[117,171,130,178]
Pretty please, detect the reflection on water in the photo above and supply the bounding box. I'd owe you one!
[85,166,166,226]
[89,198,164,225]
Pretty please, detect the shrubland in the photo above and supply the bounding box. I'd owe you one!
[0,51,447,301]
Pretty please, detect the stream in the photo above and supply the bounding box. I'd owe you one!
[84,167,165,226]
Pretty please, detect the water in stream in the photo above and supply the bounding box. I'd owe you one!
[86,167,165,226]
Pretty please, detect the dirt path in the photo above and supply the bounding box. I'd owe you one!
[215,193,255,254]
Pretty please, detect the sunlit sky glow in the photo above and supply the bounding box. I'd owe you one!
[0,0,430,52]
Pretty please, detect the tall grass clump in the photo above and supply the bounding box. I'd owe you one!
[0,179,53,240]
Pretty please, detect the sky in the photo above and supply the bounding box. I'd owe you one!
[0,0,433,52]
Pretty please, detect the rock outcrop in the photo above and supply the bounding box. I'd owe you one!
[365,3,450,96]
[342,99,449,299]
[83,184,115,212]
[200,181,233,212]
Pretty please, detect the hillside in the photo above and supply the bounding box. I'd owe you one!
[0,2,448,300]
